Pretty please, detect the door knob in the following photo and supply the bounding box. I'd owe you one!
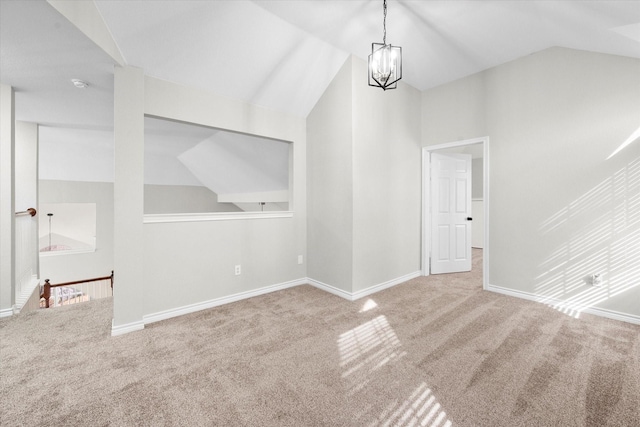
[466,217,473,221]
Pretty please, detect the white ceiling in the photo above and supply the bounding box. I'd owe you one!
[2,0,639,186]
[2,0,639,124]
[0,0,115,128]
[93,0,640,118]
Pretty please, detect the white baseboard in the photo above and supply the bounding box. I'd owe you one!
[308,271,422,302]
[0,307,13,318]
[307,278,353,300]
[487,284,640,325]
[111,272,423,336]
[142,278,306,326]
[111,319,145,337]
[352,271,422,301]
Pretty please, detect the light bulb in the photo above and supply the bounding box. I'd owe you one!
[372,45,393,83]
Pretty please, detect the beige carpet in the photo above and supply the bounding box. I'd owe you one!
[1,250,639,426]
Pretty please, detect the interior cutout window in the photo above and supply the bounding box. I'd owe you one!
[144,116,291,214]
[39,203,97,255]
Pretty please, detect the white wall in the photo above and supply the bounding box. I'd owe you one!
[111,75,307,325]
[423,47,640,319]
[39,180,114,284]
[39,203,96,248]
[113,66,145,330]
[0,84,15,314]
[472,157,484,248]
[15,121,38,212]
[306,56,422,295]
[144,184,241,214]
[306,57,354,292]
[422,72,487,145]
[39,127,114,183]
[472,157,483,200]
[351,57,422,292]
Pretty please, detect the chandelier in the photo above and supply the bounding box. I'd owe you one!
[368,0,402,90]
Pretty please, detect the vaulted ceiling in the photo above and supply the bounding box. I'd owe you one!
[3,0,639,125]
[1,0,639,186]
[95,0,640,117]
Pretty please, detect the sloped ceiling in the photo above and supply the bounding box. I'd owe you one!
[3,0,640,125]
[94,0,350,117]
[144,117,290,199]
[94,0,640,117]
[2,0,639,190]
[178,130,290,197]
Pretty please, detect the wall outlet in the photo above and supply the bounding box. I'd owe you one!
[298,255,303,265]
[235,265,241,275]
[591,273,602,286]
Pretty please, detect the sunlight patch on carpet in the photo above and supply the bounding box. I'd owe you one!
[371,382,453,427]
[338,315,406,393]
[359,299,378,313]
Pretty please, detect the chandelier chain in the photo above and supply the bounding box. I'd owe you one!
[383,0,387,45]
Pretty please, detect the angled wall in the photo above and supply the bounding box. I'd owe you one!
[307,56,422,297]
[307,57,354,293]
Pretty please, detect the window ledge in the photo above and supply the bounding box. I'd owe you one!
[143,211,294,224]
[39,248,96,257]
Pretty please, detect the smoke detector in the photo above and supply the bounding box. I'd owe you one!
[71,79,89,89]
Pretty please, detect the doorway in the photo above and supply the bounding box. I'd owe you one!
[422,137,489,290]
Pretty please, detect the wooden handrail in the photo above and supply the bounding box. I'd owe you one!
[15,208,37,217]
[42,271,113,308]
[45,273,113,288]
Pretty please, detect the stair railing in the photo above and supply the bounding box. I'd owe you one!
[42,271,113,308]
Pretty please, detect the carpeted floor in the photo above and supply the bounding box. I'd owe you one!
[1,250,639,426]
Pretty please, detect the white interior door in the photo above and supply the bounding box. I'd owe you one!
[430,152,472,274]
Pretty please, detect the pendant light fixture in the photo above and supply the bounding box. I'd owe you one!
[368,0,402,90]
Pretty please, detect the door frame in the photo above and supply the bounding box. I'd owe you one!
[422,136,490,290]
